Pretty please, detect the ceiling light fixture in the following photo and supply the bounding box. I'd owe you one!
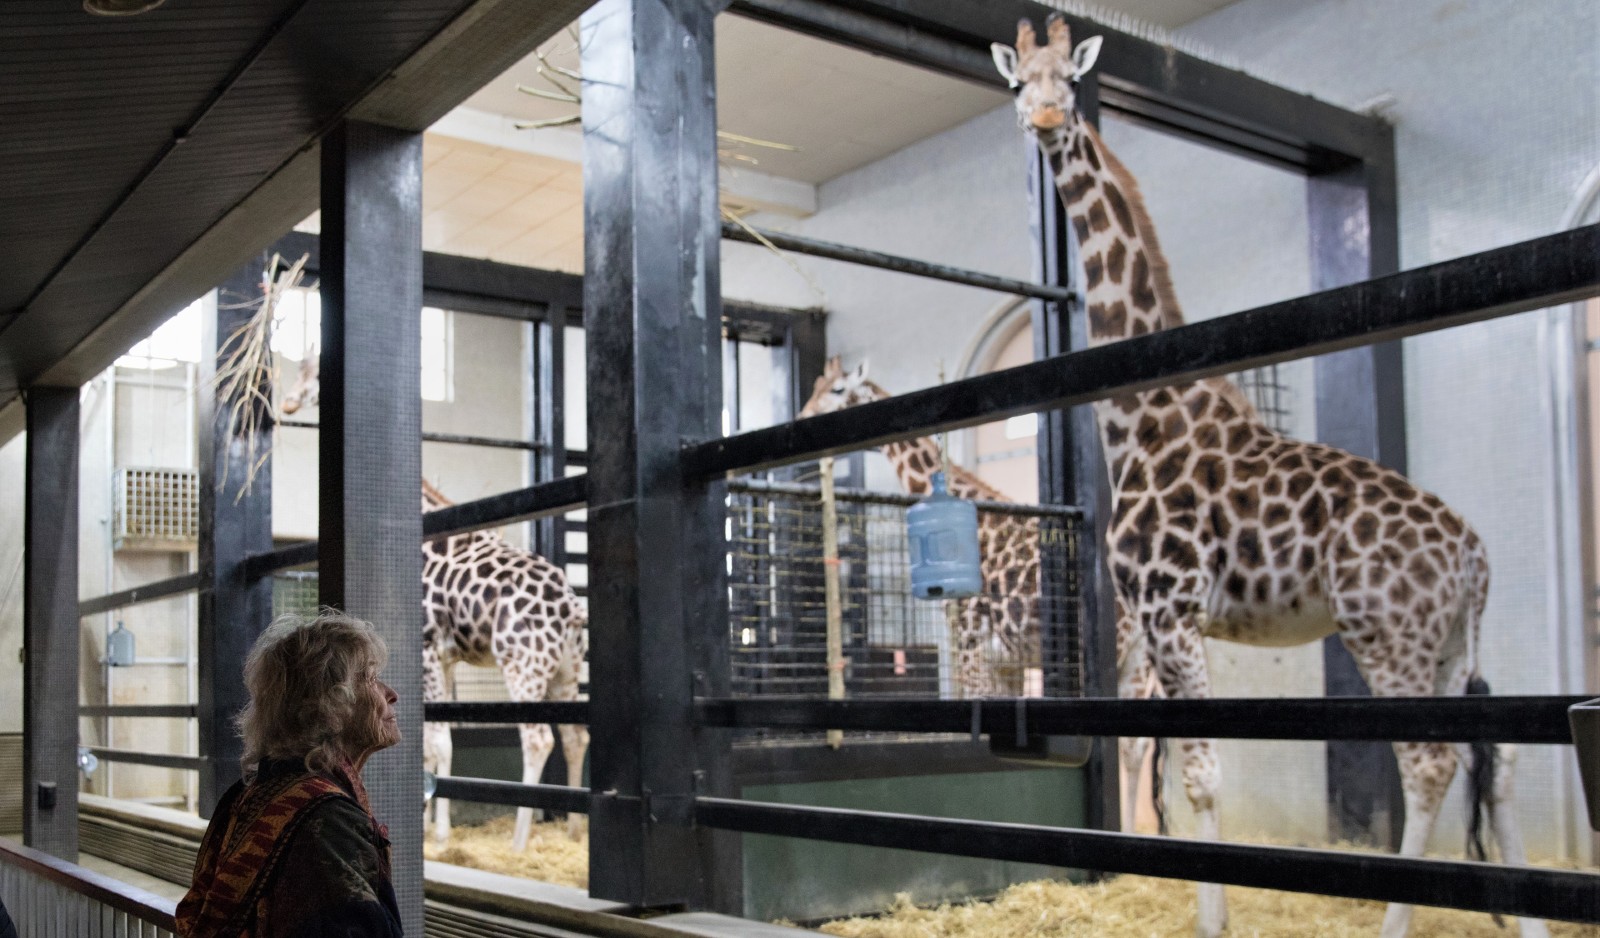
[83,0,167,16]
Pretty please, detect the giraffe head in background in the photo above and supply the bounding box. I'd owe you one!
[990,15,1103,143]
[798,355,880,418]
[279,351,320,415]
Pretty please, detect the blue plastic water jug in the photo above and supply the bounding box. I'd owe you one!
[908,471,982,600]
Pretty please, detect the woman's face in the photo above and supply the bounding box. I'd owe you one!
[351,669,401,757]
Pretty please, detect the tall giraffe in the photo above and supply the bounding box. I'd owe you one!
[993,16,1547,938]
[800,357,1041,698]
[280,366,588,850]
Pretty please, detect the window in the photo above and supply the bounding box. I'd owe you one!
[116,299,203,369]
[268,293,452,402]
[420,306,454,402]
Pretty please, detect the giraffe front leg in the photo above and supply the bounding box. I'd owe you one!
[422,643,453,845]
[1116,598,1154,833]
[1149,615,1227,938]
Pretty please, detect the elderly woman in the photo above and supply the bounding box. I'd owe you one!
[177,612,403,938]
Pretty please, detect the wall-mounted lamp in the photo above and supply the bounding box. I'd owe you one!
[77,747,99,778]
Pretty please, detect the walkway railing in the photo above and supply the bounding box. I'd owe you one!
[0,838,177,937]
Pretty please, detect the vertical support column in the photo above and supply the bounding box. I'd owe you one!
[197,259,276,814]
[23,386,80,860]
[1032,79,1119,836]
[581,0,734,910]
[319,119,424,934]
[1310,145,1405,849]
[534,310,568,568]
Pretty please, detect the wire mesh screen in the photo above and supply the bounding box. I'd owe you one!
[271,570,319,618]
[1235,364,1292,434]
[726,477,1082,741]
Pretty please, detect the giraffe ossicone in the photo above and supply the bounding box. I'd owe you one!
[996,14,1549,938]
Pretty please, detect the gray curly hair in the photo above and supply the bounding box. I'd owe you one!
[236,610,389,775]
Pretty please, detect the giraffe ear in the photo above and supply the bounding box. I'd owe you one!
[1071,36,1103,78]
[990,43,1020,89]
[848,359,869,384]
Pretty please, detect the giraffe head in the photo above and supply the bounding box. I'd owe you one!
[280,353,320,415]
[991,16,1102,144]
[799,355,878,418]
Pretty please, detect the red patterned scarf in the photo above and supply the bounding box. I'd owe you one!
[176,757,378,938]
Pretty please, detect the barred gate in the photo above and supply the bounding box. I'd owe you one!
[726,475,1083,742]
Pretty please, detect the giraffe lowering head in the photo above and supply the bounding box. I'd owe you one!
[991,15,1102,141]
[798,355,877,417]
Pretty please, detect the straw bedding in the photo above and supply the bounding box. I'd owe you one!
[426,820,1598,936]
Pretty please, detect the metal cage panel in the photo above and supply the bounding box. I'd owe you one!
[113,467,199,551]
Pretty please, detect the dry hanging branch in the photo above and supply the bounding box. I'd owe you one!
[210,251,309,502]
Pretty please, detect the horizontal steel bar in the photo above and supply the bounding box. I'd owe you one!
[695,695,1593,744]
[78,704,197,719]
[277,418,545,453]
[721,221,1074,302]
[423,700,590,724]
[693,798,1600,924]
[88,747,206,771]
[684,224,1600,478]
[242,477,590,579]
[728,477,1081,518]
[241,541,318,579]
[77,572,202,617]
[431,777,589,815]
[0,838,178,930]
[422,475,588,539]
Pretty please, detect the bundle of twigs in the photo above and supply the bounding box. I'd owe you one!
[211,251,309,501]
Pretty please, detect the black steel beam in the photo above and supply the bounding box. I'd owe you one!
[277,418,545,453]
[23,386,80,861]
[319,119,425,935]
[683,224,1600,479]
[77,572,203,618]
[694,696,1592,744]
[430,777,589,815]
[725,0,1386,172]
[1031,76,1119,836]
[198,258,276,815]
[240,477,590,581]
[721,221,1074,302]
[78,705,197,719]
[726,477,1080,516]
[582,0,734,910]
[533,312,568,567]
[276,230,586,318]
[240,541,317,580]
[423,701,589,724]
[1310,146,1406,849]
[692,798,1600,924]
[422,475,588,539]
[87,749,207,773]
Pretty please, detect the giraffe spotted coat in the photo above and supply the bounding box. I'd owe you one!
[994,15,1546,938]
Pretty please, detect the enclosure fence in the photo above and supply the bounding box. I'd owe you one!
[0,838,177,938]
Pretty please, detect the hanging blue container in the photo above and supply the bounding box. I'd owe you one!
[908,471,982,600]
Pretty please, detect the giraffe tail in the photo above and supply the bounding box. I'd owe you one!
[1464,674,1496,864]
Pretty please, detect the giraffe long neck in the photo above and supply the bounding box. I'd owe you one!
[1049,122,1184,344]
[1043,121,1265,477]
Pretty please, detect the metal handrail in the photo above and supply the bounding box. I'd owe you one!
[0,836,178,932]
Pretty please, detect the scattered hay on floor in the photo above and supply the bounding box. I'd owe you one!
[818,874,1600,938]
[422,816,589,890]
